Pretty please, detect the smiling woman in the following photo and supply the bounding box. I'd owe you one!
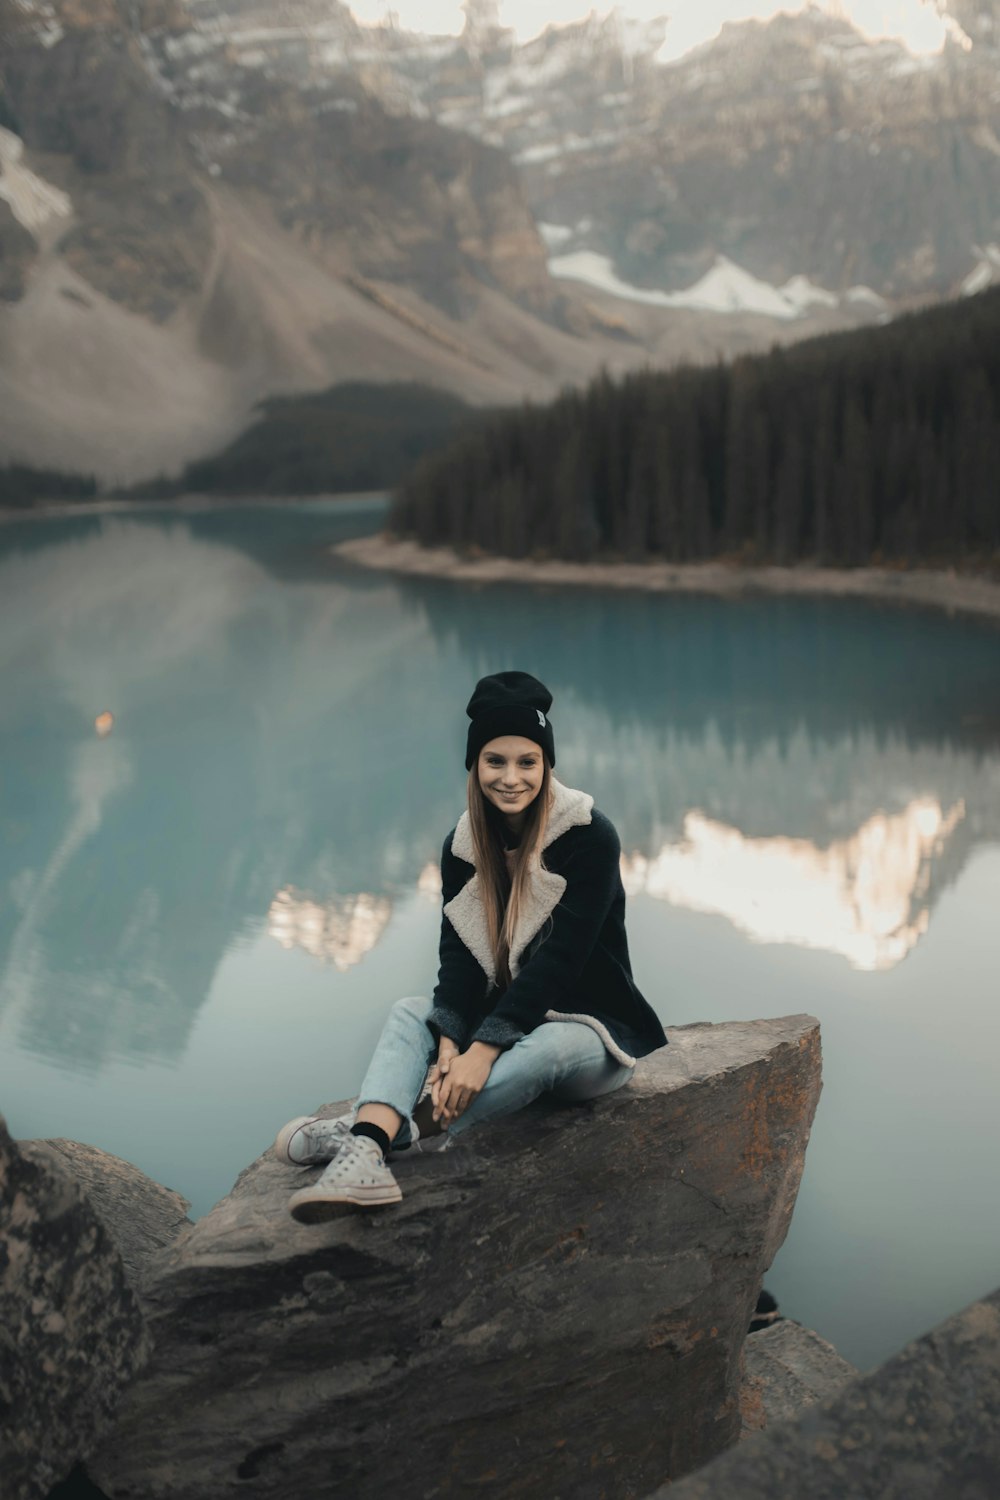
[276,668,668,1223]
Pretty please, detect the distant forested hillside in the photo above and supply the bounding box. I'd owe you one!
[115,383,482,499]
[0,463,97,509]
[391,288,1000,568]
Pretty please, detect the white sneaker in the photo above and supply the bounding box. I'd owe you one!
[288,1135,402,1223]
[274,1113,351,1167]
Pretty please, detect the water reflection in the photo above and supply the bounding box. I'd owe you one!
[621,797,966,971]
[267,887,393,971]
[1,509,999,1073]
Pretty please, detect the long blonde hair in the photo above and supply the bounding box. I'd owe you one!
[467,758,553,990]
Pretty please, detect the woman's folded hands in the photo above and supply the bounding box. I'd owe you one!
[432,1041,502,1125]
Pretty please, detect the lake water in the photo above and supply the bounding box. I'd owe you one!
[2,497,998,1373]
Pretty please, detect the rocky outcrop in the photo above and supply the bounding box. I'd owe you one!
[20,1137,191,1290]
[87,1014,821,1499]
[6,0,981,487]
[0,198,36,301]
[0,1114,149,1500]
[653,1285,1000,1500]
[390,5,1000,307]
[743,1320,858,1426]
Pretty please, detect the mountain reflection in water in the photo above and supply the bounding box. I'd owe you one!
[1,512,999,1073]
[2,503,999,1374]
[620,797,966,971]
[304,794,966,974]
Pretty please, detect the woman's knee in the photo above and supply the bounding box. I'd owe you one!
[498,1021,604,1093]
[391,994,433,1023]
[552,1059,635,1104]
[522,1020,607,1068]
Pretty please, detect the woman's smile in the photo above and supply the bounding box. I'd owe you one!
[477,735,545,826]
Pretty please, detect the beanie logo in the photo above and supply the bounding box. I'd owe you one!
[537,710,546,727]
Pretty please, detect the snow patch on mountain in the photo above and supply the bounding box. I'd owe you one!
[845,286,888,309]
[961,243,1000,296]
[779,274,839,312]
[514,129,625,166]
[14,0,64,49]
[0,126,72,234]
[548,250,850,320]
[538,222,575,249]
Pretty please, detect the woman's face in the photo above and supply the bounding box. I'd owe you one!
[477,736,544,824]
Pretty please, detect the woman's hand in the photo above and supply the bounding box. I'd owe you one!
[433,1041,501,1125]
[423,1036,460,1092]
[436,1036,460,1069]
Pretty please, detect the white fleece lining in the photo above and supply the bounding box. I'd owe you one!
[443,779,635,1066]
[542,1010,637,1068]
[445,776,594,984]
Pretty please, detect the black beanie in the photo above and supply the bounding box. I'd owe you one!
[465,671,556,770]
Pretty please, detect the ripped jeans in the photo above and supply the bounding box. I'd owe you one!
[349,994,635,1146]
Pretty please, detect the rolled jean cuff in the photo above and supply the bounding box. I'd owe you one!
[348,1096,420,1149]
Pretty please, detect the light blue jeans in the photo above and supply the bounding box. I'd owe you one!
[349,994,635,1146]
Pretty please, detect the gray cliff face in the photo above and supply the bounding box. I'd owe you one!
[0,1114,151,1500]
[5,3,993,483]
[383,5,1000,305]
[128,1,1000,309]
[0,0,553,325]
[85,1014,823,1499]
[0,198,35,301]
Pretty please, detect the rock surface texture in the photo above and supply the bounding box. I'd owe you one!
[654,1285,1000,1500]
[742,1320,858,1427]
[88,1014,822,1500]
[0,1114,149,1500]
[20,1137,192,1291]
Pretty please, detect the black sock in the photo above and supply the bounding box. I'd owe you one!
[350,1122,391,1160]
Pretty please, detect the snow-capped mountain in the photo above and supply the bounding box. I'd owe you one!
[134,0,1000,312]
[373,1,1000,311]
[0,0,997,485]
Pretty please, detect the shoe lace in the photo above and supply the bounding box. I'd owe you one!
[320,1134,386,1183]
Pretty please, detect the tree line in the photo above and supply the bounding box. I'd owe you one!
[0,382,478,507]
[0,463,97,508]
[391,287,1000,568]
[112,382,478,500]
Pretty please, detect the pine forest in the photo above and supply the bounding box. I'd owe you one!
[391,286,1000,569]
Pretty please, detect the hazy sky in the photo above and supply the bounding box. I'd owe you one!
[347,2,964,59]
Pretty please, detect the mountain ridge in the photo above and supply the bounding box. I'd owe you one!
[1,0,997,485]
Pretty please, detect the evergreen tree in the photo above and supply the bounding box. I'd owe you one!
[391,287,1000,572]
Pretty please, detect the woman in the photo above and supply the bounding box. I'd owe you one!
[277,670,668,1223]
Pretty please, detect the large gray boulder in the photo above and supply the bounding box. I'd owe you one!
[21,1138,192,1293]
[0,1115,150,1500]
[653,1285,1000,1500]
[89,1014,821,1500]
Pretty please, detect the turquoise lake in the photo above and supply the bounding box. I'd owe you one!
[1,497,998,1373]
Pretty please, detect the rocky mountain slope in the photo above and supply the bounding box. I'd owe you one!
[0,0,997,486]
[380,1,1000,310]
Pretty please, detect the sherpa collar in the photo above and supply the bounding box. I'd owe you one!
[445,777,594,983]
[450,776,594,864]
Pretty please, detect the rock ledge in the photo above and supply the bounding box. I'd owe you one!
[86,1014,822,1499]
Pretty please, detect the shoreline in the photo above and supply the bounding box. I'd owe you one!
[0,491,389,524]
[332,534,1000,622]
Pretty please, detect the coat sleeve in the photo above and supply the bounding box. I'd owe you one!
[426,831,493,1053]
[468,816,622,1053]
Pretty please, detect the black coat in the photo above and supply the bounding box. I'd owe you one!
[427,777,668,1066]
